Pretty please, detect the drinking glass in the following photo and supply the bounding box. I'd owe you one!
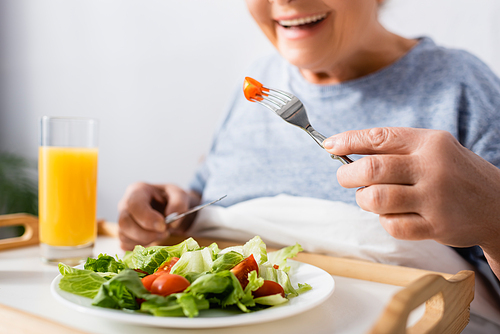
[38,117,99,265]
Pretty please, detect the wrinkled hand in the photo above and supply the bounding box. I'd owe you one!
[323,127,500,252]
[117,182,200,250]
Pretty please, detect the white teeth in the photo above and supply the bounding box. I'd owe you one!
[278,13,327,27]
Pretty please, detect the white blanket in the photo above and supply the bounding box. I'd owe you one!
[190,194,500,329]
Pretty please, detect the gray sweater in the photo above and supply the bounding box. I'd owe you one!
[191,37,500,208]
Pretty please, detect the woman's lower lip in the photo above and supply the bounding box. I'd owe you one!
[275,17,328,41]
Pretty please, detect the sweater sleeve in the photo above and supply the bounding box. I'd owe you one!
[456,51,500,168]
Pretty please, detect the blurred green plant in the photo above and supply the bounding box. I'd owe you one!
[0,151,38,215]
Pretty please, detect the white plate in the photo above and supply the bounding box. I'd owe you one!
[50,260,335,328]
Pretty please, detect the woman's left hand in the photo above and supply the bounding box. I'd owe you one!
[323,127,500,252]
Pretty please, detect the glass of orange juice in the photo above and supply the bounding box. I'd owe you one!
[39,117,99,265]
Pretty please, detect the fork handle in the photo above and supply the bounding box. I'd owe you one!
[307,128,353,165]
[331,154,353,165]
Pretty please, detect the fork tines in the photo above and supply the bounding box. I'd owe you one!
[251,88,293,112]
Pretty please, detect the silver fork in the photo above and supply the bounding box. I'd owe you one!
[250,85,353,165]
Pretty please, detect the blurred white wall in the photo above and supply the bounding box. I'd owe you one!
[0,0,274,221]
[1,0,499,221]
[380,0,500,76]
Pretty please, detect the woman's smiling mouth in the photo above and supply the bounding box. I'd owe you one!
[277,13,328,29]
[275,12,330,40]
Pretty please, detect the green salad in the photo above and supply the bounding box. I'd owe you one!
[58,236,312,317]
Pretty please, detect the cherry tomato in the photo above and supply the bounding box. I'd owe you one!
[141,258,181,291]
[252,280,285,298]
[141,274,159,291]
[156,257,179,274]
[150,274,190,296]
[230,254,259,289]
[141,271,171,291]
[243,77,268,101]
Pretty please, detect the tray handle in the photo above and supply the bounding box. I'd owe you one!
[0,213,39,250]
[0,215,110,251]
[369,270,475,334]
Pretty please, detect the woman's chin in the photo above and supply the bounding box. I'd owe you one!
[277,45,326,72]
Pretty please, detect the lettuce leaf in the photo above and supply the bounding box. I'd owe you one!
[141,293,209,317]
[122,238,200,274]
[58,263,109,299]
[163,237,200,258]
[186,270,250,312]
[206,242,221,260]
[186,272,233,296]
[219,236,268,265]
[92,268,210,317]
[84,254,127,273]
[243,236,268,265]
[259,263,298,297]
[254,293,288,306]
[296,283,312,294]
[92,269,149,310]
[267,243,303,272]
[244,270,264,295]
[221,271,247,310]
[123,245,170,274]
[211,251,244,273]
[239,270,264,308]
[170,247,213,276]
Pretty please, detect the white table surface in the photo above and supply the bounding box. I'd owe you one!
[0,236,419,334]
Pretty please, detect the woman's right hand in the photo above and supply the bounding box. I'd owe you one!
[117,182,200,251]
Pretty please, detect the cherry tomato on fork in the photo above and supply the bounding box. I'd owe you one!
[243,77,268,101]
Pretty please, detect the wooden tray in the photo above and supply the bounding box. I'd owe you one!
[0,214,475,334]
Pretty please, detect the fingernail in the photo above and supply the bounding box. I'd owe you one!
[323,138,335,149]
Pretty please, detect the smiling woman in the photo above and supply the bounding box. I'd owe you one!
[45,0,500,332]
[0,0,488,332]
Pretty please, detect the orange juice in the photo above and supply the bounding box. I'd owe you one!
[38,146,98,247]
